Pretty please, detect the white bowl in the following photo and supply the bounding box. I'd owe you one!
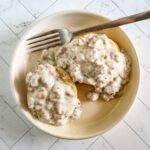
[10,10,140,139]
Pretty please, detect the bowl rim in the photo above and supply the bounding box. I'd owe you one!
[10,10,140,139]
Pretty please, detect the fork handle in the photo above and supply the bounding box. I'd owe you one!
[73,11,150,36]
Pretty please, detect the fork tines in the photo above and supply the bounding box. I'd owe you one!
[26,29,62,52]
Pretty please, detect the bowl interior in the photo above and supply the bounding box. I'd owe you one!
[11,11,139,139]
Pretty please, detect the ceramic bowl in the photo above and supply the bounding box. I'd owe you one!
[10,10,140,139]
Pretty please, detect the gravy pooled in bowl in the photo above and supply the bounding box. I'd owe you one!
[42,33,131,101]
[26,64,82,126]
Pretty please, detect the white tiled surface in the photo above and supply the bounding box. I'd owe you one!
[12,127,57,150]
[0,0,150,149]
[0,138,10,150]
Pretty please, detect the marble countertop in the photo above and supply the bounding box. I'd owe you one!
[0,0,150,150]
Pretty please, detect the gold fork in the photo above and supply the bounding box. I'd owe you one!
[27,11,150,52]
